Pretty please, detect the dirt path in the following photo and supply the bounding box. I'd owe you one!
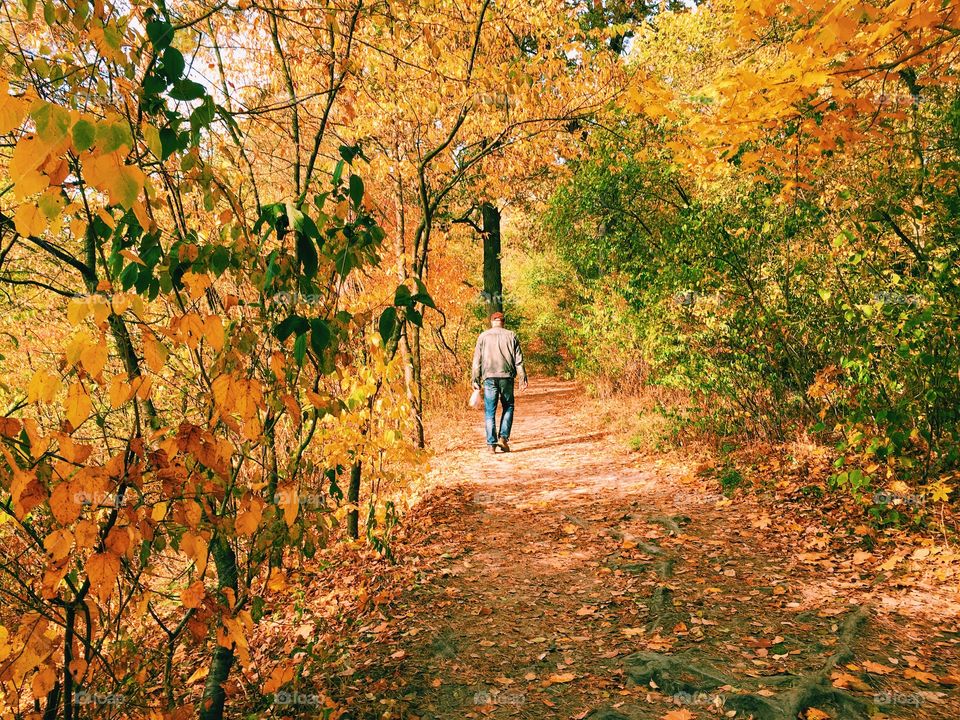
[344,380,959,720]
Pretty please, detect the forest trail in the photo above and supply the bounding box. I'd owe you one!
[349,380,959,720]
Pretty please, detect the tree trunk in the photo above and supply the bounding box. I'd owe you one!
[346,460,362,539]
[409,322,425,448]
[480,202,503,315]
[199,536,239,720]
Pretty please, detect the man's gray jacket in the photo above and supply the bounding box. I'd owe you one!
[472,326,527,385]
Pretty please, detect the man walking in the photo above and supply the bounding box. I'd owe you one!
[472,311,528,453]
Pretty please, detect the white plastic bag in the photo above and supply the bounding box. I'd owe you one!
[468,387,481,408]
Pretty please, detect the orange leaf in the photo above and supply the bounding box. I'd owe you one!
[181,580,206,609]
[87,552,120,601]
[263,663,296,694]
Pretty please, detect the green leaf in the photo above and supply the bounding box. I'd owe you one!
[113,165,144,209]
[293,333,307,366]
[296,232,318,279]
[349,174,364,207]
[169,79,206,102]
[158,127,179,160]
[190,97,216,129]
[378,306,397,343]
[412,279,436,308]
[72,119,96,152]
[38,190,64,220]
[394,283,412,307]
[32,102,71,145]
[143,124,162,158]
[339,144,362,163]
[209,245,231,276]
[309,319,331,356]
[161,47,185,82]
[275,315,309,342]
[146,19,174,50]
[96,121,133,153]
[120,262,139,291]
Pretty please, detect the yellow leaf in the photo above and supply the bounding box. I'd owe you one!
[929,483,952,503]
[65,329,93,367]
[90,296,111,324]
[186,667,208,685]
[0,625,10,664]
[14,203,46,237]
[181,271,212,301]
[133,200,152,231]
[14,169,49,199]
[9,136,48,187]
[111,293,133,316]
[65,382,92,429]
[109,374,132,408]
[142,332,168,373]
[203,315,225,351]
[119,249,146,266]
[79,341,108,378]
[0,84,27,133]
[151,501,168,522]
[85,152,145,209]
[179,312,205,349]
[96,208,116,230]
[67,298,91,325]
[278,486,299,528]
[546,673,576,684]
[28,369,60,404]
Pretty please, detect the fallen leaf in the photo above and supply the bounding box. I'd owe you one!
[905,667,938,684]
[863,660,893,675]
[661,710,695,720]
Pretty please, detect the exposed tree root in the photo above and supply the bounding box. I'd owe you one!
[656,557,675,578]
[626,606,873,719]
[648,514,690,535]
[586,710,632,720]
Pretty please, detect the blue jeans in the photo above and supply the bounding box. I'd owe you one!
[483,378,515,445]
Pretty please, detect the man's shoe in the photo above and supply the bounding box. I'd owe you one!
[488,444,498,454]
[499,438,510,452]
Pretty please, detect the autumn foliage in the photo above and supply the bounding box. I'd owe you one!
[1,0,959,717]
